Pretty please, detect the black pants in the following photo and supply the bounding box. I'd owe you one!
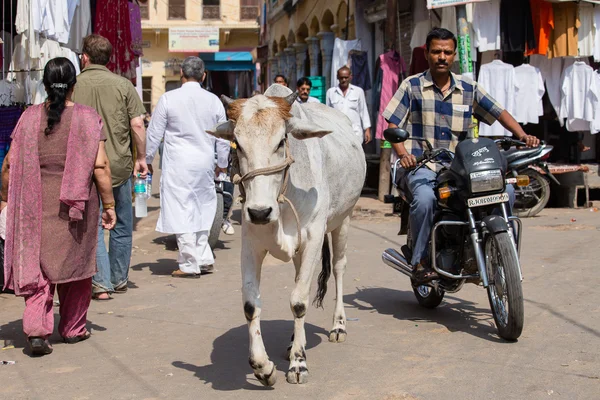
[222,181,234,219]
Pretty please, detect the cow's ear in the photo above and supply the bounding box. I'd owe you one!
[286,117,332,140]
[207,120,235,141]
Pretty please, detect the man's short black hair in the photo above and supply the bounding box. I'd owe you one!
[297,77,312,88]
[426,28,457,51]
[274,74,288,84]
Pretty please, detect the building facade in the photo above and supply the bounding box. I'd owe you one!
[140,0,260,113]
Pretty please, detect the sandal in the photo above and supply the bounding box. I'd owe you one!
[113,284,128,294]
[413,265,439,283]
[63,331,91,344]
[92,292,112,301]
[28,337,53,356]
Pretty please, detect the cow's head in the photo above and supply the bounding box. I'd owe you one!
[207,92,331,225]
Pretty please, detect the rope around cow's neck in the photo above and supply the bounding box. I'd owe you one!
[232,139,302,255]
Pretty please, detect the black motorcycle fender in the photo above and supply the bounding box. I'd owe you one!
[481,215,509,234]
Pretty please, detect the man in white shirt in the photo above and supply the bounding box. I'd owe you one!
[296,77,320,104]
[146,57,230,278]
[326,66,372,143]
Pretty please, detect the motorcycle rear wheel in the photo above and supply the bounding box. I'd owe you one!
[485,232,524,341]
[513,169,550,218]
[410,281,445,309]
[208,192,224,250]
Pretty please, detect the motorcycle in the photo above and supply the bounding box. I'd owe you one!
[209,178,234,250]
[381,128,531,341]
[505,142,558,218]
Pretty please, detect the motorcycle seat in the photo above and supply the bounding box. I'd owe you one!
[502,147,543,164]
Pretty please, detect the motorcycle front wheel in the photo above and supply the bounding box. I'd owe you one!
[484,232,524,341]
[513,169,550,218]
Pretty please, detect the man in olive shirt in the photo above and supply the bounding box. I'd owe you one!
[73,34,148,300]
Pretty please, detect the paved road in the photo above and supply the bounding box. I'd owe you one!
[1,204,599,400]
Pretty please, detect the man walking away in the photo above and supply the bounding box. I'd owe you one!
[326,66,372,143]
[146,56,230,278]
[296,77,320,104]
[73,34,148,300]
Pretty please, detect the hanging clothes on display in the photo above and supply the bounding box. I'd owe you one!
[410,45,428,76]
[578,3,595,57]
[349,51,371,92]
[95,0,136,80]
[410,0,430,49]
[559,61,599,132]
[514,64,545,125]
[478,60,515,137]
[375,50,406,140]
[129,0,143,59]
[472,0,501,52]
[330,38,361,89]
[67,0,92,53]
[549,2,579,58]
[500,0,535,53]
[594,6,600,62]
[528,0,554,56]
[441,7,457,36]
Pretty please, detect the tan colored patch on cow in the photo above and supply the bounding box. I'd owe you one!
[225,98,248,121]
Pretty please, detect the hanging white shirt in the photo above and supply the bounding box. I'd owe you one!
[410,0,431,49]
[472,0,501,52]
[578,3,595,57]
[591,73,600,134]
[66,0,91,53]
[145,82,230,234]
[559,61,599,130]
[514,64,545,125]
[330,38,361,89]
[326,84,371,138]
[478,60,515,137]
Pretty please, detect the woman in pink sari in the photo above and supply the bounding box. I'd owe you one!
[1,57,116,356]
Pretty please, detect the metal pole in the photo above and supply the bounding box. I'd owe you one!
[378,0,397,202]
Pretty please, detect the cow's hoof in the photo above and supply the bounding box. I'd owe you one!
[329,328,347,343]
[286,365,309,384]
[254,362,277,387]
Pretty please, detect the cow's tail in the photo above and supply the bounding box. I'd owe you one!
[313,234,331,309]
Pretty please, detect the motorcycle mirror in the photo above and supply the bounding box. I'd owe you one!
[383,128,410,143]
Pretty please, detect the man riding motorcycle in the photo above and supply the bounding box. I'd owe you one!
[382,28,539,283]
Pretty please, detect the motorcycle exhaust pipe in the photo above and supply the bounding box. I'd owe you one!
[382,248,414,279]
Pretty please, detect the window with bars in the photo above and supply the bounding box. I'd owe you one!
[203,0,220,20]
[169,0,186,20]
[240,0,259,20]
[140,3,149,19]
[142,77,152,114]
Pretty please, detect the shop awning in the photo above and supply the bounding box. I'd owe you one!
[199,52,255,71]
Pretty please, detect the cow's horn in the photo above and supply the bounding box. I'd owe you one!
[221,95,234,107]
[285,92,298,105]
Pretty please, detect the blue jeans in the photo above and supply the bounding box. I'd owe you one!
[400,168,515,267]
[93,180,134,293]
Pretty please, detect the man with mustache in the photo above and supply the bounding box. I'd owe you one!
[382,28,539,283]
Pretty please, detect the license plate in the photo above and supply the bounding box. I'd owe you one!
[468,193,510,208]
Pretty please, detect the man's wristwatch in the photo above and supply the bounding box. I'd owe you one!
[103,202,115,210]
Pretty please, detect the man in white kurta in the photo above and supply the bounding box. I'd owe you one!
[146,57,230,278]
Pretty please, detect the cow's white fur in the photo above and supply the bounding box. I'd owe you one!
[208,84,366,386]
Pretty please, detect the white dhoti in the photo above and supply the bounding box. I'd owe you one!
[176,231,214,274]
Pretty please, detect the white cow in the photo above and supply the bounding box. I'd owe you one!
[207,84,366,385]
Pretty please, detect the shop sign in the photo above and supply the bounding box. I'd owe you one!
[168,27,219,53]
[427,0,490,9]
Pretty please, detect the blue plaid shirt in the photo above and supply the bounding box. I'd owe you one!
[382,70,504,158]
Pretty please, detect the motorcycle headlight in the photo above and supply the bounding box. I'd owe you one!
[470,170,504,193]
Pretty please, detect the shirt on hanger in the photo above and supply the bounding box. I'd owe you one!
[350,52,371,92]
[376,51,405,140]
[410,0,431,49]
[500,0,536,53]
[578,3,595,57]
[528,0,554,56]
[478,60,515,137]
[514,64,545,124]
[330,38,361,89]
[549,2,580,58]
[559,61,599,130]
[472,0,501,52]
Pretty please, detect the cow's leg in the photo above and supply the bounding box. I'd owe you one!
[286,232,324,384]
[241,240,274,386]
[329,216,350,343]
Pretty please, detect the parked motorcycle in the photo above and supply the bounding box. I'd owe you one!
[381,128,531,341]
[505,142,558,218]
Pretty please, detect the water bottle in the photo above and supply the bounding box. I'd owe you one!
[134,174,147,218]
[146,173,152,197]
